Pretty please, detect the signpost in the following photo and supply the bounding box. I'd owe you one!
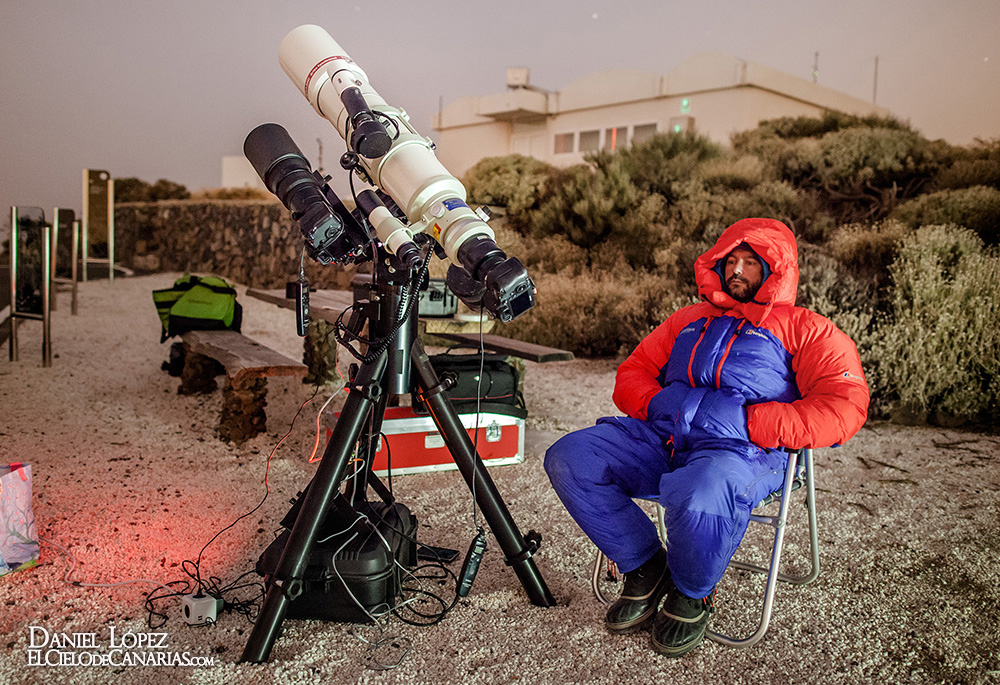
[81,169,115,283]
[8,206,52,366]
[51,208,80,314]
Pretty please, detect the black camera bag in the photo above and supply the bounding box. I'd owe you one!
[423,352,523,414]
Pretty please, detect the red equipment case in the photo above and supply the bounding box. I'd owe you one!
[350,405,526,476]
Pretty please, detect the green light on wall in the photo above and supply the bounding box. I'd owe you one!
[681,98,691,113]
[673,124,683,133]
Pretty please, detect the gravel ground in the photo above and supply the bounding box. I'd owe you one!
[0,273,998,684]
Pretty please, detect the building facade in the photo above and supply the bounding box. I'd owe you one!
[432,53,891,178]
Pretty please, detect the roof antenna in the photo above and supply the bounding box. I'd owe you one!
[873,56,879,104]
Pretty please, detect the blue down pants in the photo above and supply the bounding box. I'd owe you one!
[544,416,787,598]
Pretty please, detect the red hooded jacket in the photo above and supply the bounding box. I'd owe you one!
[613,218,869,450]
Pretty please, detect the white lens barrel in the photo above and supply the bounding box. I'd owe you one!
[279,25,366,105]
[367,205,415,256]
[279,24,496,265]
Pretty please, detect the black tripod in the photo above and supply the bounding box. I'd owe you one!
[241,255,556,664]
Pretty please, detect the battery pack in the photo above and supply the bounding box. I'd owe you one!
[255,498,417,623]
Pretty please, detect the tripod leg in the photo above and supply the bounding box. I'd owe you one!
[410,339,556,608]
[240,351,388,664]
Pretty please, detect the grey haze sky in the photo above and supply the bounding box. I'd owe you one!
[1,0,998,227]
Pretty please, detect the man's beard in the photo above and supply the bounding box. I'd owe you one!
[726,277,755,303]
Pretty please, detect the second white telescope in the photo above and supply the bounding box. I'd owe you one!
[279,24,489,266]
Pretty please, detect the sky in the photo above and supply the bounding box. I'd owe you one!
[1,0,998,235]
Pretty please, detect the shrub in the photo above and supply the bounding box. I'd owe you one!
[527,160,643,249]
[485,219,590,277]
[814,127,916,184]
[891,185,1000,245]
[590,131,721,201]
[462,154,557,229]
[518,234,590,276]
[499,266,688,357]
[869,225,1000,422]
[827,219,910,284]
[667,179,805,243]
[590,194,673,273]
[149,179,190,201]
[114,177,190,202]
[934,158,1000,191]
[931,139,1000,191]
[695,154,772,191]
[732,113,913,185]
[194,187,273,200]
[809,127,942,221]
[740,111,914,141]
[114,177,153,203]
[795,245,879,392]
[730,129,800,182]
[737,125,943,224]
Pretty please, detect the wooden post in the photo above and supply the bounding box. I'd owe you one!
[303,318,339,386]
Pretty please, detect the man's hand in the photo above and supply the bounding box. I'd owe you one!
[688,387,750,444]
[646,385,750,450]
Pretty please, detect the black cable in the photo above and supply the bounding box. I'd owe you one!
[471,313,486,529]
[143,386,319,627]
[335,248,431,364]
[380,430,393,500]
[355,498,463,627]
[143,580,192,629]
[393,563,459,626]
[374,111,400,142]
[189,385,319,590]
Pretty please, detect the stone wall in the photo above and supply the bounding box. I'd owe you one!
[114,200,363,289]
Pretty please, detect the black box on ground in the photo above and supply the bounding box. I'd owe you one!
[255,497,418,623]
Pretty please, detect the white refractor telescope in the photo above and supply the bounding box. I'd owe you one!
[247,24,535,322]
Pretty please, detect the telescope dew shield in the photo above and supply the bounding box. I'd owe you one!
[279,25,383,139]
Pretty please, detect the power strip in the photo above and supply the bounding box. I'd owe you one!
[182,594,223,626]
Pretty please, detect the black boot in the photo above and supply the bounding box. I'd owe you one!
[605,547,670,634]
[650,584,715,657]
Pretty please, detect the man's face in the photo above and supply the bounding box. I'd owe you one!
[723,247,764,303]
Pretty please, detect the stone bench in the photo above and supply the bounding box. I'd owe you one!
[179,330,307,444]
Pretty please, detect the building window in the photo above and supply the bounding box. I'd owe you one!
[579,129,600,152]
[554,132,575,154]
[603,126,627,151]
[632,124,657,145]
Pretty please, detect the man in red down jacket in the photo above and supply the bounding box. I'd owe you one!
[545,217,869,657]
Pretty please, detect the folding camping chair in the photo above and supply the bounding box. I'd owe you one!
[591,448,819,648]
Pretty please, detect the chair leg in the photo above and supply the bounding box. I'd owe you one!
[592,500,665,606]
[592,551,616,606]
[589,450,819,649]
[706,449,803,648]
[795,447,820,586]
